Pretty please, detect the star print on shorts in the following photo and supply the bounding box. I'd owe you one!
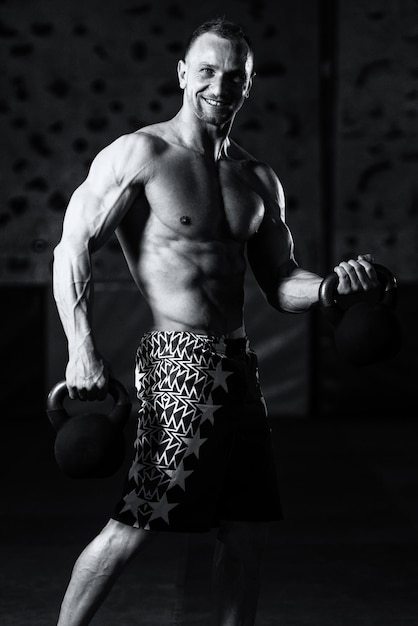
[117,332,232,529]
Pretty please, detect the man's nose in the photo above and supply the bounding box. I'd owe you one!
[210,74,226,96]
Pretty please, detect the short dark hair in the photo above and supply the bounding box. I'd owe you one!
[183,18,254,63]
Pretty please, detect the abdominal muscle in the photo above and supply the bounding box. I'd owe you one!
[134,233,247,337]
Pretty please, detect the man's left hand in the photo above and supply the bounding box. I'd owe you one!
[334,254,379,295]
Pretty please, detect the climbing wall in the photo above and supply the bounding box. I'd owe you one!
[318,0,418,417]
[334,0,418,282]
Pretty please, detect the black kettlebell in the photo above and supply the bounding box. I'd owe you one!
[46,378,131,479]
[319,263,402,367]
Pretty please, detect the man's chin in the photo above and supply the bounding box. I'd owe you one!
[198,109,233,128]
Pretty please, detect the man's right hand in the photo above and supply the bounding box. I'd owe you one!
[65,352,109,401]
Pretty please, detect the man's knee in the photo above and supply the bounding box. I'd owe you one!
[97,519,153,561]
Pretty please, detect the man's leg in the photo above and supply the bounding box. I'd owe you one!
[57,518,152,626]
[213,520,269,626]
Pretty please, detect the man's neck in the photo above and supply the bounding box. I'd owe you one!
[171,109,232,160]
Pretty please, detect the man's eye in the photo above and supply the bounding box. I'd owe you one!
[201,68,214,76]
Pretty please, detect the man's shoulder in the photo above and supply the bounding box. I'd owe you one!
[230,142,280,184]
[227,139,257,163]
[110,124,172,157]
[98,124,173,183]
[228,141,275,176]
[228,142,285,214]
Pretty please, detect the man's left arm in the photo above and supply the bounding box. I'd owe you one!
[247,164,377,313]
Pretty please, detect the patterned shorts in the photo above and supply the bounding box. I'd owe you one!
[112,331,282,532]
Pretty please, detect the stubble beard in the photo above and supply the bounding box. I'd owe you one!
[196,95,238,128]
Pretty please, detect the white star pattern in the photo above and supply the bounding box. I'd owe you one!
[128,461,146,484]
[169,464,194,491]
[148,493,179,524]
[207,360,232,392]
[183,432,208,460]
[119,489,148,519]
[116,332,235,528]
[197,397,222,425]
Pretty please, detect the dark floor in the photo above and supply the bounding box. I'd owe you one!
[2,417,418,625]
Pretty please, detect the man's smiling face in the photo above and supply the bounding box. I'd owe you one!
[178,32,254,128]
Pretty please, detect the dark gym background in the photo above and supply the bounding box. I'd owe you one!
[1,1,418,624]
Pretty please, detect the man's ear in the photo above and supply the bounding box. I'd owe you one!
[177,59,187,89]
[245,72,255,99]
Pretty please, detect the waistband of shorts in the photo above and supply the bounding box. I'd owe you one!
[141,331,250,356]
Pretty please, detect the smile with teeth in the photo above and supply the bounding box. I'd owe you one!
[202,97,228,107]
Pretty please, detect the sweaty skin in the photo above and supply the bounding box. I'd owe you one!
[53,33,376,399]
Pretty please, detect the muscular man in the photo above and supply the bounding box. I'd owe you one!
[53,18,377,626]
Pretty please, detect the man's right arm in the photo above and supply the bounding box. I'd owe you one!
[53,133,152,399]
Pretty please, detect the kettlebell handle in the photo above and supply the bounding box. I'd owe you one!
[319,263,397,325]
[46,377,132,432]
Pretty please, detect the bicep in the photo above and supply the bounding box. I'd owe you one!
[247,164,298,294]
[247,210,297,297]
[61,138,143,252]
[62,181,125,253]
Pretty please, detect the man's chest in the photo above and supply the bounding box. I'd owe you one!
[144,154,265,240]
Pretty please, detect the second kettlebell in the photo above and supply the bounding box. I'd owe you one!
[319,263,402,367]
[46,378,132,479]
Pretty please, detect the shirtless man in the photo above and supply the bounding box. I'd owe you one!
[53,18,377,626]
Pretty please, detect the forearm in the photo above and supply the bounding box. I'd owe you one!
[53,241,96,358]
[271,267,322,313]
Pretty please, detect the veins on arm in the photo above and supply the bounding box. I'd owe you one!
[53,135,147,352]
